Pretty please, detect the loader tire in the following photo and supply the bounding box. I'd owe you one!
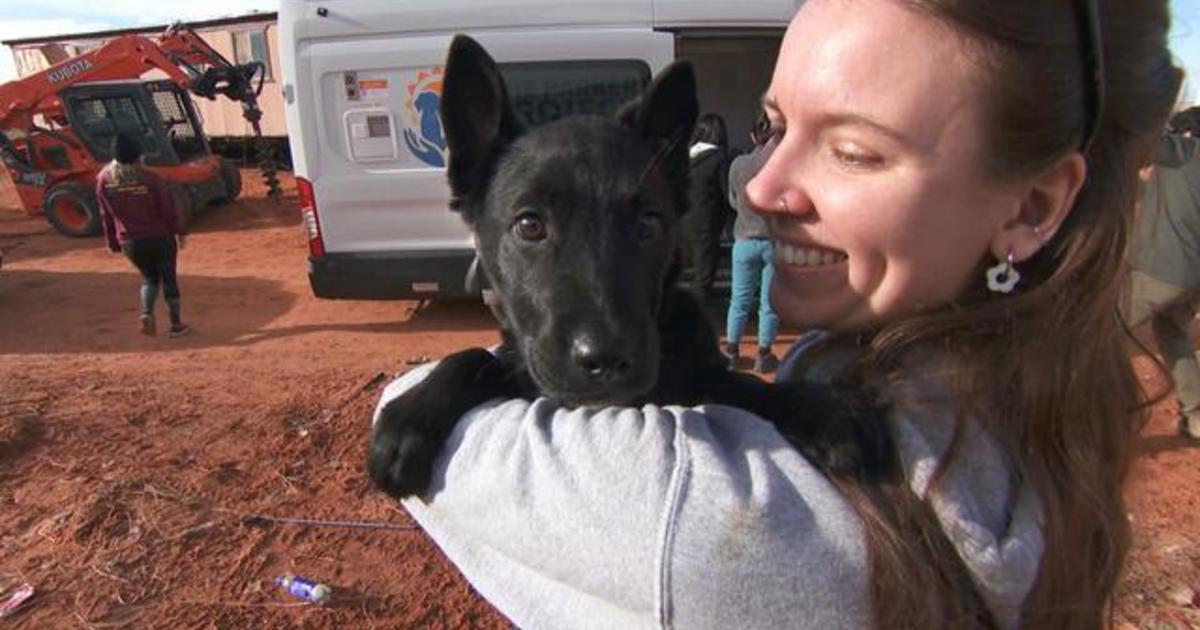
[217,158,242,204]
[44,182,101,238]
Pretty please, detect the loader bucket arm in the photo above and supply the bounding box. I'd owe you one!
[0,35,195,129]
[156,24,280,198]
[0,25,281,198]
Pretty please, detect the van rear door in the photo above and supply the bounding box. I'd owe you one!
[294,25,672,298]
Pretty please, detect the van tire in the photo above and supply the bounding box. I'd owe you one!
[216,158,242,204]
[44,182,101,237]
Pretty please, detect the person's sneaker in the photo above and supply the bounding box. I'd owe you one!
[1179,414,1200,441]
[754,349,779,374]
[138,313,156,336]
[167,323,192,338]
[723,343,740,368]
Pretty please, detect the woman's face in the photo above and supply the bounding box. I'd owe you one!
[747,0,1020,331]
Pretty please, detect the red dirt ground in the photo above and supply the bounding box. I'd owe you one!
[0,170,1197,628]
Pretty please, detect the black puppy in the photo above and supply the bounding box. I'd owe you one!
[369,35,892,499]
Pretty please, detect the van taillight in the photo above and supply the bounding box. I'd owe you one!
[296,176,326,257]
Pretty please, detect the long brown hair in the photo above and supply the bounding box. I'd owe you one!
[821,1,1181,628]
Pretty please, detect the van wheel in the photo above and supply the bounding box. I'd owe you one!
[44,182,100,237]
[216,158,242,204]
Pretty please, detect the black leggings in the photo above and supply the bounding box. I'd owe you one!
[122,236,181,325]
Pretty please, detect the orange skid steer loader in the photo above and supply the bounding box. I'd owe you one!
[0,23,280,237]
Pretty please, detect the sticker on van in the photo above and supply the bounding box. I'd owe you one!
[402,67,447,168]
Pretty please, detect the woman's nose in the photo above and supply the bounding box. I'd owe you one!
[745,140,806,218]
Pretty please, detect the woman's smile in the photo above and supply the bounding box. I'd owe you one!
[772,240,848,267]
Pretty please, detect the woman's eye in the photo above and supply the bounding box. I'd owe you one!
[831,143,883,168]
[513,213,547,241]
[763,125,785,146]
[638,214,663,242]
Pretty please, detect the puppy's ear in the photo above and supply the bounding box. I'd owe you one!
[617,61,699,186]
[441,35,522,217]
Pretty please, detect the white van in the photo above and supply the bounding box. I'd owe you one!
[278,0,793,299]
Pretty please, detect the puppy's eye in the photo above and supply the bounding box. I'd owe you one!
[638,214,663,242]
[513,213,547,241]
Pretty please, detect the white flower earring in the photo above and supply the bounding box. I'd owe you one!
[986,249,1021,294]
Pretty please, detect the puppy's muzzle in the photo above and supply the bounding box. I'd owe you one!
[571,335,635,385]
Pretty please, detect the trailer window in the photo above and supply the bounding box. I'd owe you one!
[498,61,650,128]
[149,88,206,161]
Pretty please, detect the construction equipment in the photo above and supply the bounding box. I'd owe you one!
[0,23,281,237]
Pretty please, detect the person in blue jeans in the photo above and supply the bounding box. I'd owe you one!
[724,122,779,373]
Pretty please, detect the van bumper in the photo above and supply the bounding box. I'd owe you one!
[308,250,479,299]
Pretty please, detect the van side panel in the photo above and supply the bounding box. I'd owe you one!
[279,1,673,298]
[306,30,672,257]
[289,0,653,42]
[279,0,794,300]
[652,0,798,27]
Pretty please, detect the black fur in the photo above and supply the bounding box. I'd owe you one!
[369,35,894,499]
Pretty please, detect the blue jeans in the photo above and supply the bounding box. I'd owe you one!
[725,239,778,348]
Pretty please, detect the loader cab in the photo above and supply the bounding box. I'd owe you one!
[60,80,210,166]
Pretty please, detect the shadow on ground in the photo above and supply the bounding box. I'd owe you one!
[0,271,503,355]
[0,269,296,354]
[187,194,301,235]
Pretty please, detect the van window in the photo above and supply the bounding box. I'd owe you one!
[498,60,650,128]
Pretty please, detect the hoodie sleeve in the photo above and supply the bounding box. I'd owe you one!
[95,171,120,251]
[717,151,732,212]
[374,361,872,630]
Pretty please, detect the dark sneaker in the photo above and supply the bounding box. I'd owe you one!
[754,350,779,374]
[1179,414,1200,441]
[167,324,192,338]
[139,313,156,336]
[723,343,740,368]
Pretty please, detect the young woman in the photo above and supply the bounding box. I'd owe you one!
[1128,121,1200,441]
[724,116,780,373]
[682,113,733,302]
[375,1,1180,627]
[97,132,191,337]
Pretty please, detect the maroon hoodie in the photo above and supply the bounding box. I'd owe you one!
[96,165,184,251]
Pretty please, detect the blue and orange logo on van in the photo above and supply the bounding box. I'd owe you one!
[402,67,447,168]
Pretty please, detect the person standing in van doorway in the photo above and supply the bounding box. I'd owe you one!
[1128,112,1200,440]
[724,114,780,373]
[682,113,733,303]
[97,132,191,338]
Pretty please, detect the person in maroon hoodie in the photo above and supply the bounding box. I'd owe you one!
[97,132,190,337]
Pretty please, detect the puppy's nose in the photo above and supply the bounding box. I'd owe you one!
[571,336,633,383]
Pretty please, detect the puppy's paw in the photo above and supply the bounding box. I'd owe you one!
[794,430,874,481]
[773,386,894,482]
[367,347,505,499]
[369,414,440,499]
[799,401,893,482]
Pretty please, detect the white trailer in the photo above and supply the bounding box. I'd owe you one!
[278,0,794,299]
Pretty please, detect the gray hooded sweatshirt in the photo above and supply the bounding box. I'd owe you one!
[375,337,1044,629]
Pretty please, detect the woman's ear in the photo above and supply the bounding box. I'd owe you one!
[989,152,1087,262]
